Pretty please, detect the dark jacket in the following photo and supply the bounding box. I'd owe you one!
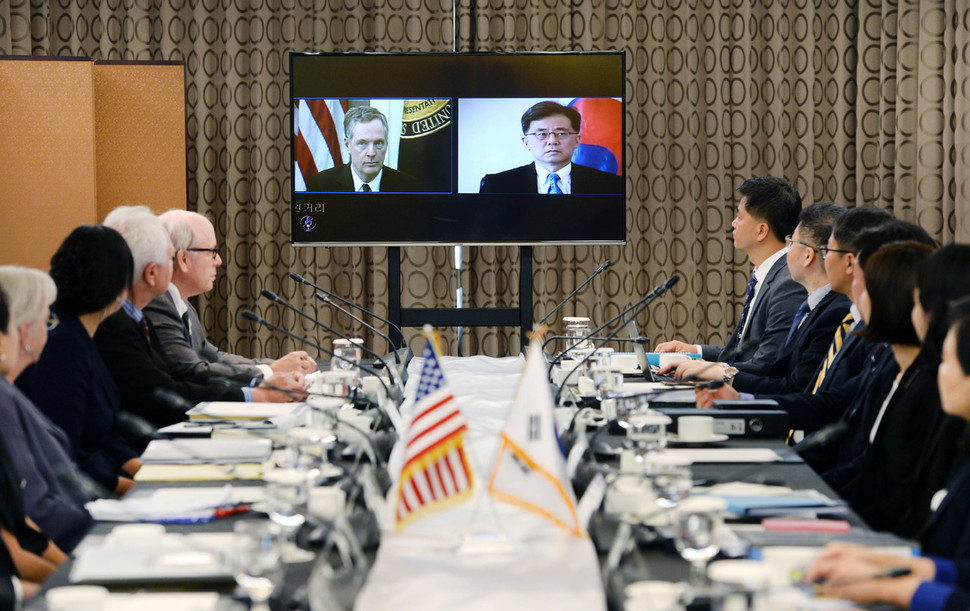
[479,162,623,194]
[307,163,422,192]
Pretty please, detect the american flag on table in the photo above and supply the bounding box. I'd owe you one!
[394,332,474,531]
[294,98,347,191]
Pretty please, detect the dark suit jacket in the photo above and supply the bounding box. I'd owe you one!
[144,290,264,385]
[701,254,807,369]
[0,430,51,559]
[16,310,138,492]
[732,291,851,395]
[478,162,624,194]
[921,454,970,561]
[759,329,879,433]
[94,308,244,431]
[306,163,422,192]
[0,379,92,552]
[837,356,964,538]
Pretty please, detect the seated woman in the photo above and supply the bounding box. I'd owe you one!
[16,225,140,496]
[831,241,965,538]
[0,266,94,551]
[0,286,65,593]
[806,297,970,610]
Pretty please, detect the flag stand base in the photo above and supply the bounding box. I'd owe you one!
[454,529,518,556]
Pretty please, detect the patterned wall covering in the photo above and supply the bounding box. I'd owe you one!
[3,0,970,359]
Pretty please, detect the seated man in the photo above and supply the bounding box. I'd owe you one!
[306,105,422,192]
[479,101,623,194]
[656,176,805,372]
[680,203,851,393]
[696,206,897,433]
[97,207,305,432]
[144,209,316,386]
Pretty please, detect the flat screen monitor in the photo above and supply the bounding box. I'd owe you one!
[290,52,626,246]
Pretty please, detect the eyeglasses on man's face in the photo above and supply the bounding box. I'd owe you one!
[818,245,853,259]
[524,130,578,141]
[185,247,220,261]
[785,235,816,251]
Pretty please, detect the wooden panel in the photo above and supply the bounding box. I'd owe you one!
[0,57,97,270]
[94,61,187,219]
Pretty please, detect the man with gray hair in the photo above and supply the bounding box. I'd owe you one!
[95,206,305,431]
[306,105,422,192]
[144,209,315,386]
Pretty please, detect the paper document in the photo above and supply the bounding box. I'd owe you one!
[70,533,235,584]
[141,438,272,464]
[134,463,263,482]
[187,401,304,420]
[662,448,783,463]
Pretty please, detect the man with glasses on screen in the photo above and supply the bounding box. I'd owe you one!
[306,105,422,193]
[144,210,316,386]
[479,101,623,194]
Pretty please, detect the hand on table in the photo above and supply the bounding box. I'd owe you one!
[254,371,307,402]
[804,542,934,607]
[657,359,722,380]
[655,340,697,354]
[694,385,740,409]
[271,350,316,375]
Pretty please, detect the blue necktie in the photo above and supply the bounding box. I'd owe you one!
[783,300,812,347]
[546,173,563,194]
[735,273,758,342]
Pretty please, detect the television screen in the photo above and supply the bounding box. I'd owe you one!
[290,52,626,246]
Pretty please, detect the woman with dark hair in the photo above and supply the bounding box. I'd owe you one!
[832,241,964,538]
[807,298,970,610]
[16,225,140,496]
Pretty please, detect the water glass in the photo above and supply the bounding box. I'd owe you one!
[564,316,594,359]
[231,519,283,608]
[263,467,309,532]
[673,496,727,588]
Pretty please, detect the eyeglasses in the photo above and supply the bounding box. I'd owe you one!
[185,247,220,260]
[524,130,578,141]
[818,245,853,259]
[785,235,816,251]
[46,312,59,332]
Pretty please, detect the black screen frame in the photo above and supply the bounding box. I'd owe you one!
[290,51,627,246]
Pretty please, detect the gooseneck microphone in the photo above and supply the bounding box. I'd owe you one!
[289,272,406,349]
[259,290,405,396]
[553,274,681,403]
[540,335,650,353]
[548,274,681,378]
[535,259,612,329]
[316,292,400,365]
[241,310,400,407]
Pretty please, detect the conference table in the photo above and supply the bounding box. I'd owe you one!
[27,354,896,610]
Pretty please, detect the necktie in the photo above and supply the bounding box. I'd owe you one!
[811,312,854,393]
[546,173,563,194]
[359,184,372,192]
[735,273,759,342]
[138,317,150,340]
[783,301,812,348]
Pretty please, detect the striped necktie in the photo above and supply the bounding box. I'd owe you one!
[735,273,758,342]
[546,173,563,194]
[811,312,854,393]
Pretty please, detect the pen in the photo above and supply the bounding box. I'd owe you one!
[812,566,913,587]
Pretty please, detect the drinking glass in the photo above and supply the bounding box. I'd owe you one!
[563,316,594,360]
[231,519,283,611]
[673,496,727,589]
[262,467,312,562]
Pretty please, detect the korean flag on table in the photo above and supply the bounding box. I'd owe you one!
[394,332,474,531]
[487,339,584,537]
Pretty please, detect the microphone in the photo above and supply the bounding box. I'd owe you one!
[535,259,612,329]
[260,290,405,398]
[241,310,400,409]
[290,272,407,349]
[551,274,681,401]
[316,292,400,365]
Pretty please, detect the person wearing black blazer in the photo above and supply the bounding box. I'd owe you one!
[658,176,805,375]
[478,101,623,195]
[16,226,141,496]
[731,203,852,395]
[307,163,422,192]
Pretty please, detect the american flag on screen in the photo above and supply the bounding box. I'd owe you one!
[394,332,474,530]
[294,98,347,191]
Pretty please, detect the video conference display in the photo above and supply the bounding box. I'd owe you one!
[290,52,626,245]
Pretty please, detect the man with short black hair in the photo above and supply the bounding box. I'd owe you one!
[657,176,806,373]
[479,101,623,194]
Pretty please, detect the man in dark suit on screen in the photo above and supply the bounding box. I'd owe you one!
[306,105,422,193]
[478,101,623,195]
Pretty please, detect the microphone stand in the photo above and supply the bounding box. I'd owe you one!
[552,275,681,403]
[535,259,612,329]
[290,272,407,350]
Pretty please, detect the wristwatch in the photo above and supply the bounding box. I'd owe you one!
[720,363,738,384]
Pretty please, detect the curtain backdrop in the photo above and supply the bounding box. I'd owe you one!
[3,0,969,358]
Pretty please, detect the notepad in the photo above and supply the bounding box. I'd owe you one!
[187,401,303,420]
[141,438,272,464]
[134,463,264,482]
[70,533,236,585]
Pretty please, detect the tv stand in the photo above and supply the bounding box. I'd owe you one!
[387,246,533,352]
